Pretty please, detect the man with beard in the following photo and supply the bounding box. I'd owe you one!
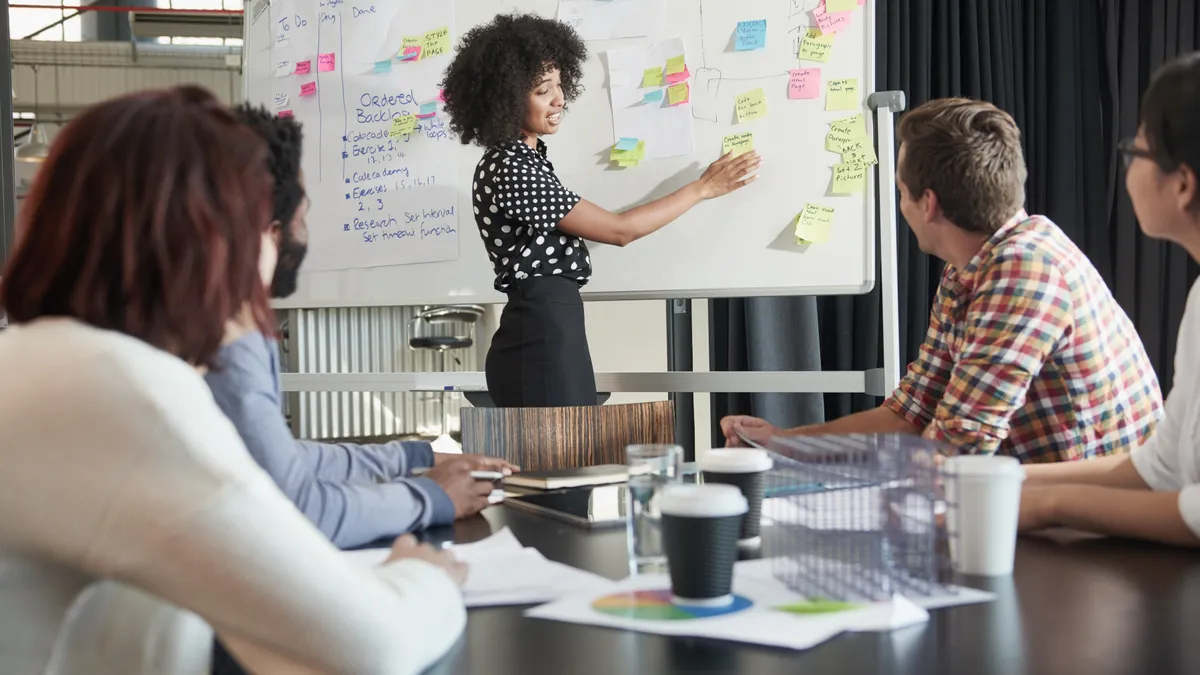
[206,105,515,550]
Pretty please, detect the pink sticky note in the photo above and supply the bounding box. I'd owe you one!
[435,89,446,102]
[814,2,852,34]
[318,53,336,72]
[278,110,294,118]
[788,68,821,99]
[664,67,691,85]
[299,81,316,96]
[294,60,312,75]
[401,46,422,60]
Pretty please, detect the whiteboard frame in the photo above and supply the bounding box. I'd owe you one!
[245,0,879,309]
[244,1,904,401]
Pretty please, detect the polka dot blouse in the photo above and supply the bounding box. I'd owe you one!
[472,139,590,292]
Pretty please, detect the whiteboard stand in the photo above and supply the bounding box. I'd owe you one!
[281,92,910,416]
[866,90,907,399]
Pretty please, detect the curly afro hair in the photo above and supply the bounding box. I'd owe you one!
[232,103,304,229]
[441,13,587,148]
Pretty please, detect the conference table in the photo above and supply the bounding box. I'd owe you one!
[411,504,1200,675]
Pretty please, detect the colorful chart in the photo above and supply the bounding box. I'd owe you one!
[591,589,753,621]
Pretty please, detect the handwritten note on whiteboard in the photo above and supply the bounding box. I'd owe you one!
[256,2,461,273]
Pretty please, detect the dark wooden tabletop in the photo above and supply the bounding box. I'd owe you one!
[417,504,1200,675]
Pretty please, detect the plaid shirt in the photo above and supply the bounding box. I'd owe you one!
[884,212,1163,462]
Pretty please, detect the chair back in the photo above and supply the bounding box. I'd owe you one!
[460,401,676,471]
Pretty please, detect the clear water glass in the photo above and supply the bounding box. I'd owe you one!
[625,444,683,574]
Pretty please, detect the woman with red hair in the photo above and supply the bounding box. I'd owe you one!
[0,86,466,674]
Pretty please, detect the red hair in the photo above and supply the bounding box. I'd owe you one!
[0,85,275,367]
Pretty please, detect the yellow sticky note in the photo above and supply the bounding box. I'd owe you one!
[794,203,836,244]
[667,82,690,106]
[840,139,878,166]
[422,26,451,58]
[722,132,754,157]
[610,140,646,163]
[798,28,835,63]
[826,113,868,151]
[827,0,858,11]
[642,67,664,88]
[617,160,639,168]
[831,162,868,194]
[826,78,859,110]
[389,114,417,137]
[735,88,768,123]
[666,55,686,75]
[399,35,422,60]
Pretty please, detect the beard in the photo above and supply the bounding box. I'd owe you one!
[269,233,308,299]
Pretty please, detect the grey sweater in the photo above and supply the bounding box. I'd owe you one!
[204,332,454,548]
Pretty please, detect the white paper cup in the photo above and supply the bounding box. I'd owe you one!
[660,484,748,607]
[699,449,773,547]
[940,455,1025,576]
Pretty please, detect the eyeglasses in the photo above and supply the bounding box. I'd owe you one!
[1117,138,1155,170]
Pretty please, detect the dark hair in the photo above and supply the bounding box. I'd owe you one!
[0,86,275,367]
[898,98,1027,234]
[1141,52,1200,205]
[441,13,587,148]
[233,103,305,228]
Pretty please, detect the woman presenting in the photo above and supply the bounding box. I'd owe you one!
[442,13,761,408]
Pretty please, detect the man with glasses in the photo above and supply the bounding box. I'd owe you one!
[724,98,1163,465]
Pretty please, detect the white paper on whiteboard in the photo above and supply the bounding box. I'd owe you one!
[557,0,665,41]
[604,37,694,160]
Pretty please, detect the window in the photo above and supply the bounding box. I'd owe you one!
[9,0,82,41]
[156,0,243,46]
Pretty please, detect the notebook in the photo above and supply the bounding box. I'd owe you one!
[503,464,630,490]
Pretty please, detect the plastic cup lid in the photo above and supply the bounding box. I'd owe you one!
[940,454,1025,480]
[698,449,773,474]
[660,484,748,518]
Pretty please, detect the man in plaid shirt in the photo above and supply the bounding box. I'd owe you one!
[723,98,1163,463]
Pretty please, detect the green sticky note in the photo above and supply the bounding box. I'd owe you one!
[722,132,754,157]
[667,82,690,106]
[422,26,451,58]
[610,140,646,163]
[826,0,858,11]
[642,67,664,88]
[776,598,860,614]
[617,160,639,168]
[831,162,868,194]
[665,54,686,75]
[398,35,422,61]
[840,138,878,166]
[735,87,768,123]
[826,78,860,111]
[798,28,835,62]
[793,203,837,244]
[389,114,417,137]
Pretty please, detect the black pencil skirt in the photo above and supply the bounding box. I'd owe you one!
[485,276,597,407]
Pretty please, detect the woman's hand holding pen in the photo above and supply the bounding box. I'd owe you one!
[695,150,762,199]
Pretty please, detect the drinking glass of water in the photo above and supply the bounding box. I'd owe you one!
[625,444,683,574]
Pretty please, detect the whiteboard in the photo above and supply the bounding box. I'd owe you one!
[244,0,876,308]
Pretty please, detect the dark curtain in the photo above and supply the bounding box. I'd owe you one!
[711,0,1200,446]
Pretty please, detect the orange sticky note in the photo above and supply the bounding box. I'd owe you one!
[299,81,316,96]
[294,60,312,75]
[667,82,690,106]
[317,53,336,72]
[788,68,820,99]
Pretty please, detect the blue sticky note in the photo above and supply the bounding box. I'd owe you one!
[373,60,392,73]
[419,100,438,115]
[615,137,639,151]
[735,19,767,51]
[642,89,665,104]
